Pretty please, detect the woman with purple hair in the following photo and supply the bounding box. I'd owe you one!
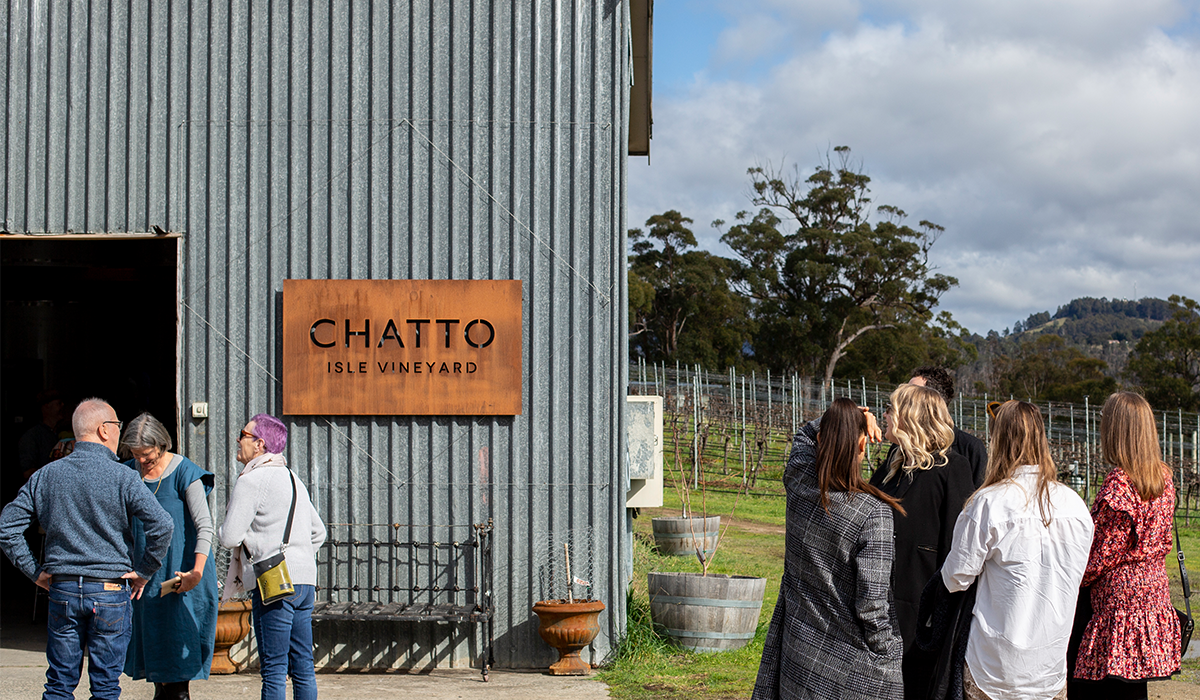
[218,414,326,700]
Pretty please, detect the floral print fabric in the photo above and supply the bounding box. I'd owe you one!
[1074,466,1180,681]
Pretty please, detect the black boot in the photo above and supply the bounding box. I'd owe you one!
[152,683,166,700]
[164,681,190,700]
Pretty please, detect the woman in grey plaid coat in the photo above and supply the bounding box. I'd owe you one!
[752,398,905,700]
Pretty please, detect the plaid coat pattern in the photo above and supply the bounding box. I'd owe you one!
[752,420,904,700]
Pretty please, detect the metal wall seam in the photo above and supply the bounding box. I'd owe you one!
[0,0,10,224]
[2,0,629,670]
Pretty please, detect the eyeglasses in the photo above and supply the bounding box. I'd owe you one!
[103,420,124,431]
[238,430,259,442]
[134,448,164,467]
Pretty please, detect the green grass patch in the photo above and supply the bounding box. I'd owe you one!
[597,517,785,700]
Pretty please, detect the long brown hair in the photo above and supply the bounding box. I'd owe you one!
[817,398,905,515]
[983,401,1057,526]
[884,383,954,482]
[1100,392,1166,501]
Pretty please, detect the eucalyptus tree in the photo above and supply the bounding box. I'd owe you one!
[628,210,752,369]
[717,146,958,383]
[1127,295,1200,410]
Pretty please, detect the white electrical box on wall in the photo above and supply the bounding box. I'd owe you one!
[626,395,663,508]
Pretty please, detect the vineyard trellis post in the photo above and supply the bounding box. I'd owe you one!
[790,374,797,438]
[740,376,748,487]
[1162,410,1168,461]
[1182,408,1189,526]
[984,392,990,448]
[767,369,773,434]
[1084,396,1092,504]
[692,367,699,490]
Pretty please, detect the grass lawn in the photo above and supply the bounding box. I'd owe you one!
[600,480,1200,699]
[597,517,784,700]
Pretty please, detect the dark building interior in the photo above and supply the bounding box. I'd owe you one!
[1,237,178,625]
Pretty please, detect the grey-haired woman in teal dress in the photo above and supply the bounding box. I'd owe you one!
[121,413,218,700]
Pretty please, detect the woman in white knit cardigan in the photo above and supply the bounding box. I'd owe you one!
[219,414,326,700]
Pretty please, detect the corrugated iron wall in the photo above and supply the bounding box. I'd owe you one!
[3,0,630,669]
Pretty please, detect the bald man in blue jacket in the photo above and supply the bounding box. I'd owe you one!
[0,398,173,700]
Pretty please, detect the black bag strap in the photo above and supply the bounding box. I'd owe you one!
[243,470,299,562]
[281,471,298,548]
[1175,495,1192,622]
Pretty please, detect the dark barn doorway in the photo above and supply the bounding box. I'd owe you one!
[0,237,179,625]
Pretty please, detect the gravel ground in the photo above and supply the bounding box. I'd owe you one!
[1152,679,1200,699]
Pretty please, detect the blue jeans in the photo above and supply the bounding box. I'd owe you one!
[251,584,317,700]
[44,577,133,700]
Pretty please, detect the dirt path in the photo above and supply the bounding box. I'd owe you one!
[1150,680,1200,698]
[721,517,784,535]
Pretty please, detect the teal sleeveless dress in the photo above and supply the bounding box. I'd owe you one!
[124,455,219,682]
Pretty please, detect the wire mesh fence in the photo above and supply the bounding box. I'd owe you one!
[535,527,598,603]
[630,359,1200,521]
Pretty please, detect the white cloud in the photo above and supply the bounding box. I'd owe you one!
[631,3,1200,334]
[899,0,1192,53]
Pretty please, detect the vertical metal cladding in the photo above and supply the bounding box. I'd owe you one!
[3,0,630,669]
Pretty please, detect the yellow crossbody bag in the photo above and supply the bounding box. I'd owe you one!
[245,472,297,605]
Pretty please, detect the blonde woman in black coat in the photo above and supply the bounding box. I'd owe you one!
[868,383,976,699]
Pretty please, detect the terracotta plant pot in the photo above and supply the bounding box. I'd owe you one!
[531,599,605,675]
[211,600,253,674]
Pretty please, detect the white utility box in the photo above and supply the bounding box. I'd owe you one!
[626,395,663,508]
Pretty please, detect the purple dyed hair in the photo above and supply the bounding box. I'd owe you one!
[249,413,288,453]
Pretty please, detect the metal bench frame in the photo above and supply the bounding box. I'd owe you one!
[312,519,494,681]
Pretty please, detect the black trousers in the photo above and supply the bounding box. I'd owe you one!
[903,646,938,699]
[1066,676,1148,700]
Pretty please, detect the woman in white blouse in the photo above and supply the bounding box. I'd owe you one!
[941,401,1094,700]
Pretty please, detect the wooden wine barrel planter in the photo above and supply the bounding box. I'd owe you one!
[647,571,766,652]
[651,516,720,557]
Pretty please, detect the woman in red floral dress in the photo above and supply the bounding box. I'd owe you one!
[1070,392,1181,699]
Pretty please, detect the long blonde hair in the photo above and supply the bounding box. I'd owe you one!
[884,383,954,483]
[1100,392,1166,501]
[983,401,1057,526]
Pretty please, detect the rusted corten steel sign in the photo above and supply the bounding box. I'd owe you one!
[282,279,523,415]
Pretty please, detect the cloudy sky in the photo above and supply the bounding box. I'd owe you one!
[628,0,1200,335]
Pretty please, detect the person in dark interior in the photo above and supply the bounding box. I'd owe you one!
[18,389,66,480]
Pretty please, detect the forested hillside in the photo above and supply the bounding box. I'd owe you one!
[954,296,1197,407]
[1009,297,1174,344]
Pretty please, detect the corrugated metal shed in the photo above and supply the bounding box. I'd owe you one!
[2,0,631,669]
